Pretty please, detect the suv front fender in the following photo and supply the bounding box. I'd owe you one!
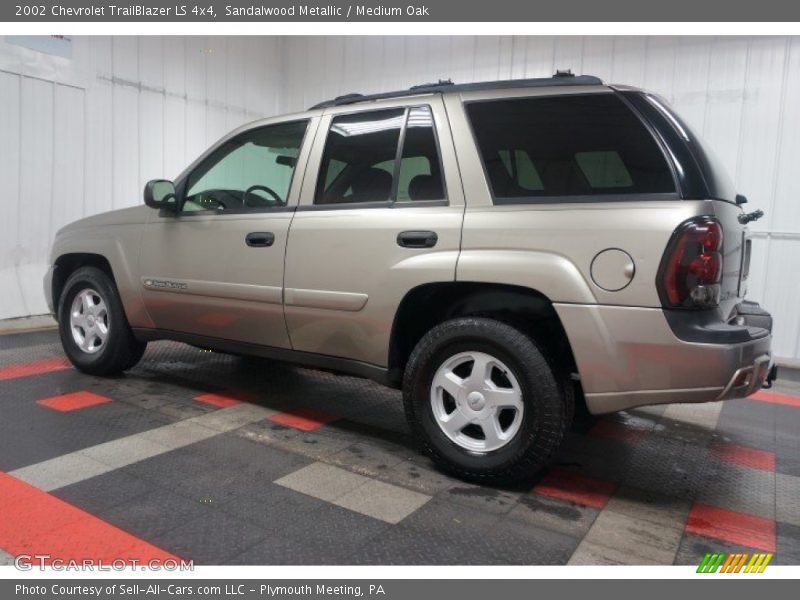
[48,210,153,329]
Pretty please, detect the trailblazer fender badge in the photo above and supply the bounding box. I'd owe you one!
[143,278,188,291]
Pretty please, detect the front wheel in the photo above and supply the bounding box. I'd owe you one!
[57,266,146,376]
[403,317,571,486]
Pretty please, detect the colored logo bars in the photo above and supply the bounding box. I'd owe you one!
[697,552,773,573]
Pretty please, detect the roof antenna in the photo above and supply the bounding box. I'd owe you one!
[553,69,575,78]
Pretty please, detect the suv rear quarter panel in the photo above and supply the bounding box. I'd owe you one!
[445,88,747,403]
[445,88,712,308]
[456,200,705,307]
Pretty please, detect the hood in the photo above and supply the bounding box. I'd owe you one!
[57,205,151,236]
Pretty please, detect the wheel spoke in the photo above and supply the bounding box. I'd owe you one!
[439,370,465,399]
[81,292,93,313]
[440,409,473,437]
[96,307,109,333]
[484,386,523,410]
[71,311,86,328]
[79,333,95,351]
[466,353,493,388]
[479,416,504,448]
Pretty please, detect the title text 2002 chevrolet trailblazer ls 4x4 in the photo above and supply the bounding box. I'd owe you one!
[45,74,776,485]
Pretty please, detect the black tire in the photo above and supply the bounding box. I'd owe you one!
[57,266,146,376]
[403,317,572,486]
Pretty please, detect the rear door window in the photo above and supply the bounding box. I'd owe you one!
[396,106,445,202]
[315,105,446,206]
[466,93,675,203]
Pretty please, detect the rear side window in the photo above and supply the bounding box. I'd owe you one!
[466,94,675,202]
[315,105,445,205]
[640,93,737,203]
[498,149,544,191]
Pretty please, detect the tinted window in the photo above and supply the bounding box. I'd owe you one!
[184,120,307,212]
[643,93,736,202]
[397,106,445,202]
[467,94,675,202]
[498,149,544,191]
[315,106,445,205]
[316,108,404,205]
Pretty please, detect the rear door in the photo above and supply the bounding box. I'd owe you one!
[283,97,465,366]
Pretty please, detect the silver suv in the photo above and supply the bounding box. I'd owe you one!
[45,74,775,484]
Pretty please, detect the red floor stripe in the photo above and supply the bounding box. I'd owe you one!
[750,390,800,408]
[194,388,256,408]
[0,358,70,382]
[588,420,649,445]
[686,502,776,552]
[0,472,179,564]
[269,408,339,432]
[711,442,776,472]
[532,468,617,509]
[37,391,112,413]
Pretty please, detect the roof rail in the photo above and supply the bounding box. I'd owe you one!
[308,72,603,110]
[409,78,454,90]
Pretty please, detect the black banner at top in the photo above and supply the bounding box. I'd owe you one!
[4,0,800,22]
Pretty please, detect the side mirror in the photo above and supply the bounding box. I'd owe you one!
[144,179,179,212]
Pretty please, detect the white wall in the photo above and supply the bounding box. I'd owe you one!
[2,35,799,364]
[283,36,800,364]
[0,36,284,321]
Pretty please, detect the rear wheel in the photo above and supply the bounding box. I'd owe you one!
[58,266,146,375]
[403,317,571,486]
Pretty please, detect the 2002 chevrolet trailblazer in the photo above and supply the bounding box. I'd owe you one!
[45,74,775,484]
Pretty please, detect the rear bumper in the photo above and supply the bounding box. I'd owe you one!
[717,351,774,400]
[554,301,773,414]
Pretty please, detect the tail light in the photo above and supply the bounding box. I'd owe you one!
[658,217,723,309]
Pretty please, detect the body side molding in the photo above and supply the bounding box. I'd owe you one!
[283,288,369,311]
[141,277,282,304]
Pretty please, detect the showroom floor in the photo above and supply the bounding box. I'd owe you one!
[1,328,799,566]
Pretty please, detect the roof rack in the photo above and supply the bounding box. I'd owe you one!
[309,72,603,110]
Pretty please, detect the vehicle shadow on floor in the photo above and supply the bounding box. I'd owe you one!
[123,342,745,505]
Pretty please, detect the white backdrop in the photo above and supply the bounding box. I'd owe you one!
[1,35,798,364]
[0,36,284,322]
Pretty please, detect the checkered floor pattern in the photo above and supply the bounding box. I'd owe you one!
[1,329,798,565]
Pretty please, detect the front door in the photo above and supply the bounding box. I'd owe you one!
[284,100,465,366]
[139,117,315,348]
